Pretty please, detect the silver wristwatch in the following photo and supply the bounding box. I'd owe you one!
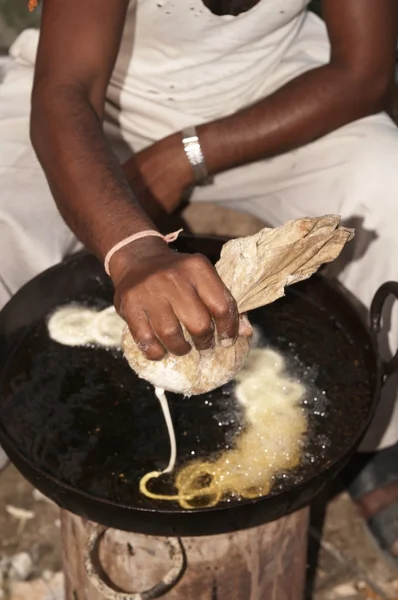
[181,126,213,186]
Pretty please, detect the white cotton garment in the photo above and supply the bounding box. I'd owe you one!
[7,1,327,150]
[107,0,327,147]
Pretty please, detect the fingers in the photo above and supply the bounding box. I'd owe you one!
[146,300,191,356]
[121,299,192,360]
[125,292,215,358]
[190,254,239,346]
[172,290,215,352]
[124,310,167,361]
[208,288,238,347]
[114,250,245,361]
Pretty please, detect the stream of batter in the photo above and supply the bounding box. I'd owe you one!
[140,348,308,508]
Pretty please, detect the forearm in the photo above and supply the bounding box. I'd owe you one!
[121,158,172,224]
[198,64,391,175]
[31,83,156,261]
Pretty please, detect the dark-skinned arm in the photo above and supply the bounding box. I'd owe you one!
[31,0,242,360]
[133,0,397,214]
[198,0,398,174]
[31,0,156,257]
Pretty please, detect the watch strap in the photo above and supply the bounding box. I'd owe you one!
[181,126,213,186]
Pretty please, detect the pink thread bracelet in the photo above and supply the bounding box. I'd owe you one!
[104,229,183,276]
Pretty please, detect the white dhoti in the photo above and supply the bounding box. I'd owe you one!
[1,22,398,453]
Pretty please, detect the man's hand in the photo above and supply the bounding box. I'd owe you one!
[121,139,254,360]
[123,133,193,218]
[109,236,241,360]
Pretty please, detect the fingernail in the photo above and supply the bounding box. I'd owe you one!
[220,338,234,348]
[241,314,252,328]
[239,314,253,337]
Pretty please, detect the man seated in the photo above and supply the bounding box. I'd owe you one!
[0,0,398,562]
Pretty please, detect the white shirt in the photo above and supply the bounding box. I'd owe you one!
[106,0,330,147]
[8,0,329,150]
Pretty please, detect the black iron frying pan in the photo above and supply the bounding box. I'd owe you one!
[0,235,397,537]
